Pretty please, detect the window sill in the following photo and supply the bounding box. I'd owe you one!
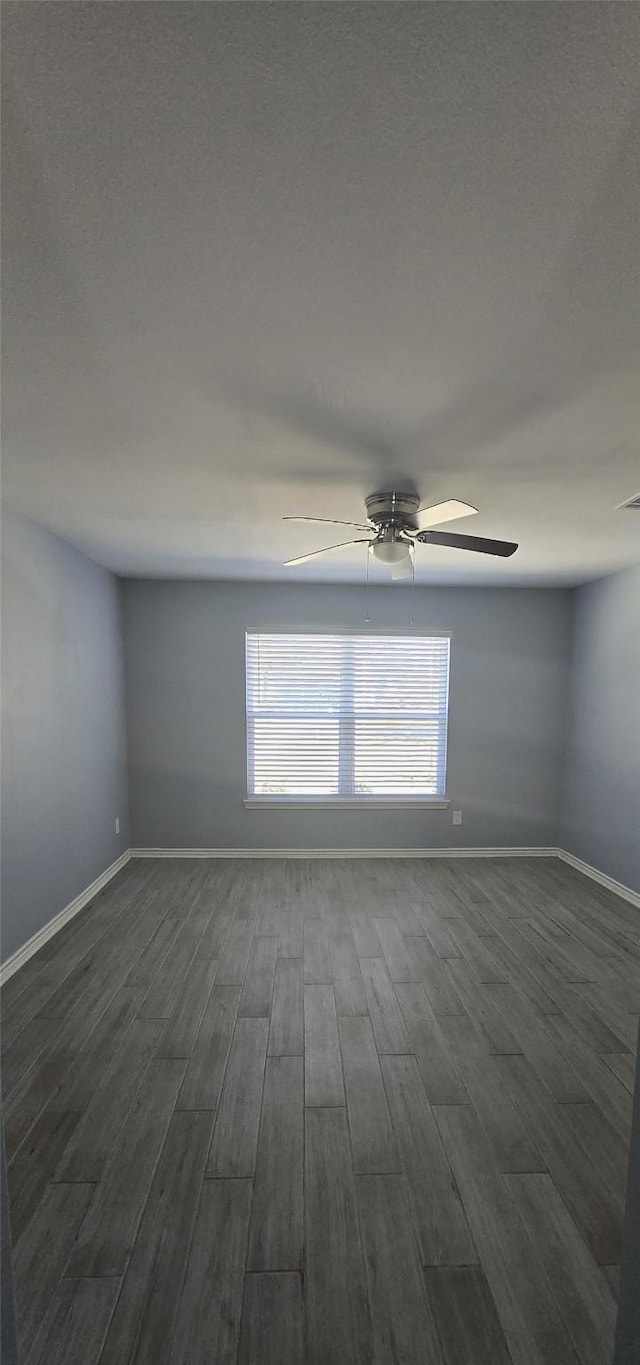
[243,797,450,810]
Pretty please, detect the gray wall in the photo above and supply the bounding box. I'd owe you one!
[1,507,129,963]
[562,565,640,894]
[123,579,572,851]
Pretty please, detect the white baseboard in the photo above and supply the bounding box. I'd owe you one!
[0,850,132,986]
[556,849,640,910]
[130,846,557,860]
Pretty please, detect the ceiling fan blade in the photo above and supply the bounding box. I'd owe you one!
[284,538,372,567]
[416,530,518,558]
[416,499,478,529]
[283,516,371,531]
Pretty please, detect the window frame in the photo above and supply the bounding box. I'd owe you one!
[244,628,451,808]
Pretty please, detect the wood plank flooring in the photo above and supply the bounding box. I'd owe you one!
[1,855,638,1364]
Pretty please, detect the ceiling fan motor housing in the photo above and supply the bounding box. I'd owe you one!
[365,491,420,536]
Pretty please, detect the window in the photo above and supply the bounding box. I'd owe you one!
[245,632,450,802]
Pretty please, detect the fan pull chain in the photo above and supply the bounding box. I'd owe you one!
[364,543,371,623]
[410,547,416,625]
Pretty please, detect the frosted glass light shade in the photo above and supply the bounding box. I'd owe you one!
[371,540,411,565]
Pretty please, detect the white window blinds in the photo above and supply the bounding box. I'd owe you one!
[245,633,450,799]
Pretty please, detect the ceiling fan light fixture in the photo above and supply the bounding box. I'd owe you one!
[371,539,411,565]
[282,490,517,566]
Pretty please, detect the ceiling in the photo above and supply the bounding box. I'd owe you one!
[2,3,639,585]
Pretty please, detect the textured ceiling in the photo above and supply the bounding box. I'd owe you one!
[2,2,639,584]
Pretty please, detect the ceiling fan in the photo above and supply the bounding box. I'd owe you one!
[283,491,518,575]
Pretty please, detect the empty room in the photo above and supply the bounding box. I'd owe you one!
[1,4,639,1363]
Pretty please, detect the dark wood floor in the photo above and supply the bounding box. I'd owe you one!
[2,855,638,1364]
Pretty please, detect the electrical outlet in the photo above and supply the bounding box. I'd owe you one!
[115,817,120,835]
[452,810,462,826]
